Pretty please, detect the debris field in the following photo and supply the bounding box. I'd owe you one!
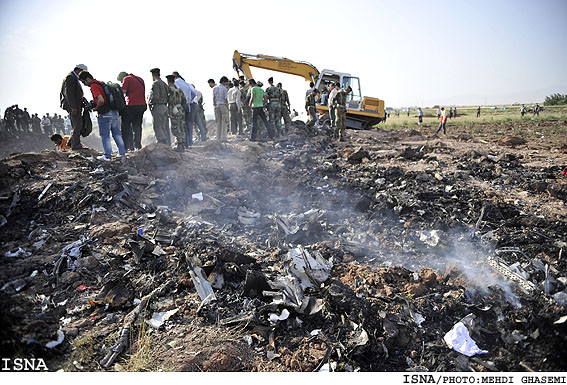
[0,120,566,372]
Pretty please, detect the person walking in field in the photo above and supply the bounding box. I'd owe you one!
[417,107,423,125]
[436,107,448,135]
[533,103,540,117]
[436,107,441,120]
[520,104,526,117]
[476,106,481,118]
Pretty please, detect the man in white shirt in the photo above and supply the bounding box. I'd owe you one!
[328,82,339,127]
[227,80,243,135]
[211,76,229,141]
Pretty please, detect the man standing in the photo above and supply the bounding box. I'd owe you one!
[305,88,318,135]
[265,77,282,136]
[79,71,126,162]
[418,107,423,125]
[476,106,481,118]
[436,107,448,135]
[32,113,41,134]
[60,64,87,150]
[328,82,339,127]
[165,75,186,151]
[533,103,540,117]
[277,82,291,131]
[249,78,274,141]
[148,68,170,145]
[171,72,195,146]
[22,108,31,131]
[240,80,252,132]
[453,107,457,118]
[191,85,207,141]
[117,71,147,151]
[520,104,526,117]
[41,114,52,135]
[228,79,243,135]
[437,107,442,120]
[333,86,351,142]
[212,76,229,141]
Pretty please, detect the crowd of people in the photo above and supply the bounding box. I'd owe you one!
[0,105,70,136]
[56,63,355,162]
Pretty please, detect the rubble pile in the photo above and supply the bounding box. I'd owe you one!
[0,125,566,371]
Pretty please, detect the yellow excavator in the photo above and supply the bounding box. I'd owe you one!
[232,50,384,129]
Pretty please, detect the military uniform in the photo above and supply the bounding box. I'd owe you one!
[149,78,171,145]
[240,85,252,131]
[279,88,291,131]
[333,90,348,141]
[167,85,186,149]
[265,85,282,135]
[305,93,317,134]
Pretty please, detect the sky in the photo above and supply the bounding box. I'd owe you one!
[0,0,566,117]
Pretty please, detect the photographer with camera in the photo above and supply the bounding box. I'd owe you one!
[79,71,126,163]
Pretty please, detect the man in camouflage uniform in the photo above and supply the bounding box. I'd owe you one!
[265,77,282,136]
[277,82,291,132]
[165,75,186,151]
[305,88,319,135]
[239,80,252,132]
[333,85,351,142]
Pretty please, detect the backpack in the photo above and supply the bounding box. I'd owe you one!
[92,81,126,114]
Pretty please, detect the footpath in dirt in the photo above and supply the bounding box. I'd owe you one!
[0,120,566,372]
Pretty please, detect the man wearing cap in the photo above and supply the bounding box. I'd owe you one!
[78,71,126,162]
[212,76,229,141]
[148,68,171,145]
[117,71,147,151]
[333,86,351,142]
[265,77,282,136]
[60,64,87,150]
[165,75,186,151]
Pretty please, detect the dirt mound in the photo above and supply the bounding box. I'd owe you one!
[0,123,566,372]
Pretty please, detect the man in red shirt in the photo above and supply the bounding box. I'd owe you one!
[79,71,126,162]
[117,71,147,151]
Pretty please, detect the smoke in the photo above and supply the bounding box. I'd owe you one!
[147,133,521,306]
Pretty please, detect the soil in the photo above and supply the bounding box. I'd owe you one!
[0,118,565,372]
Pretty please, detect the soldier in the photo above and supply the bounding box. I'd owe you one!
[305,88,318,135]
[148,68,171,145]
[265,77,282,136]
[333,85,351,142]
[165,75,186,151]
[22,108,31,131]
[32,113,41,133]
[240,80,252,132]
[277,82,291,131]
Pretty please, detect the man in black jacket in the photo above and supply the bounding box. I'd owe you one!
[60,64,87,150]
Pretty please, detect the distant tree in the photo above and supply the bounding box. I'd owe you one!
[543,93,567,106]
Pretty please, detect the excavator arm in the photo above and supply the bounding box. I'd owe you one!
[233,50,320,83]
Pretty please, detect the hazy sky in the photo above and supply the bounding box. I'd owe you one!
[0,0,566,116]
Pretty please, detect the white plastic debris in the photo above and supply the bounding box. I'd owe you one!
[553,315,567,324]
[191,192,203,201]
[310,329,321,336]
[413,312,426,326]
[318,362,337,372]
[443,322,488,357]
[146,308,179,329]
[46,329,65,349]
[269,309,290,323]
[4,247,30,258]
[418,230,440,247]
